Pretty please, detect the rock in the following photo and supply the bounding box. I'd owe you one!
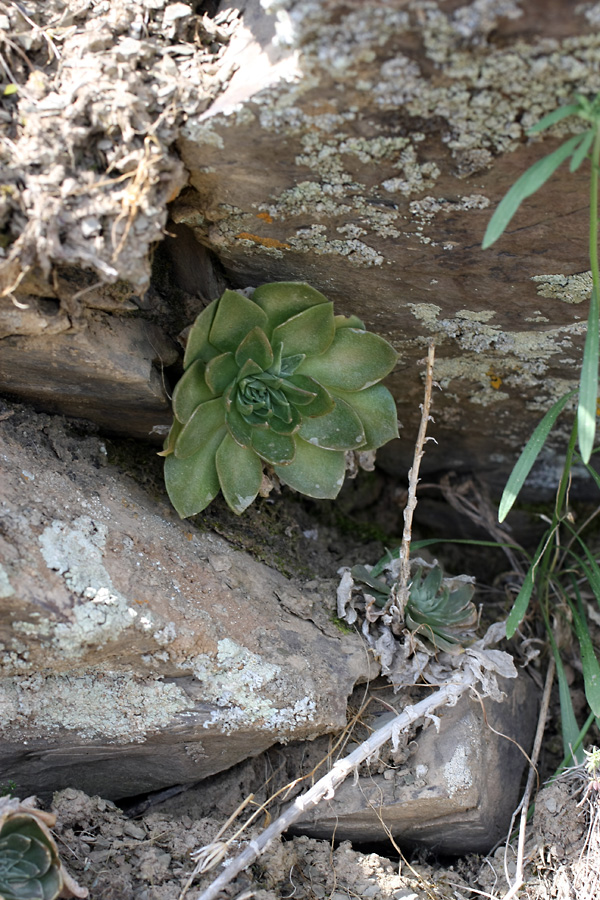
[0,314,177,441]
[170,0,600,495]
[290,674,539,855]
[0,402,376,800]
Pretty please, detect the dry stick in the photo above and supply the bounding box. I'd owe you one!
[194,673,474,900]
[393,339,436,619]
[501,656,556,900]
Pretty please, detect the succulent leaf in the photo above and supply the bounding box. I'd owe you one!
[235,327,274,370]
[297,328,398,392]
[163,283,399,516]
[299,397,366,451]
[165,426,226,517]
[174,398,227,459]
[204,352,239,396]
[287,375,335,418]
[183,301,219,369]
[333,384,399,449]
[271,302,335,358]
[406,567,477,651]
[216,433,263,514]
[273,437,346,499]
[209,290,268,353]
[251,282,330,331]
[172,360,214,424]
[251,426,296,465]
[0,801,87,900]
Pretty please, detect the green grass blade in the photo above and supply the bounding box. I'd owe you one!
[570,130,594,172]
[482,134,583,248]
[506,566,535,638]
[527,103,581,134]
[578,286,599,464]
[580,458,600,491]
[568,585,600,716]
[499,390,577,522]
[549,711,596,781]
[549,632,583,764]
[564,538,600,604]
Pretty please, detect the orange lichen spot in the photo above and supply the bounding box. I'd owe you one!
[486,368,503,390]
[256,212,273,223]
[236,232,290,250]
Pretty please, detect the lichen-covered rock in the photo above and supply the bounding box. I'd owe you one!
[171,0,600,493]
[0,402,376,800]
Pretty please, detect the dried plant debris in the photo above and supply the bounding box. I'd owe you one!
[0,0,239,295]
[337,555,488,689]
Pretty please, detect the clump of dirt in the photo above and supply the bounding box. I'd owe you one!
[0,0,238,296]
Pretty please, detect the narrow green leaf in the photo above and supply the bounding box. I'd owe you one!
[299,397,366,451]
[498,390,577,522]
[568,586,600,716]
[527,103,581,134]
[582,458,600,491]
[273,437,346,499]
[577,286,599,463]
[569,130,594,172]
[549,633,583,764]
[506,567,535,638]
[482,134,583,249]
[215,433,263,514]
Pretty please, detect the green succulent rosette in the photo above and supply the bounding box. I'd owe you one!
[0,799,87,900]
[162,282,399,516]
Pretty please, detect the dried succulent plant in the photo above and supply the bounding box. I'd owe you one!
[0,797,87,900]
[350,563,478,651]
[162,282,399,515]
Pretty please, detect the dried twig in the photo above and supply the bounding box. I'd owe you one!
[193,673,474,900]
[392,339,436,622]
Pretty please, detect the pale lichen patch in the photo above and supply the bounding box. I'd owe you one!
[532,271,593,304]
[36,515,157,658]
[185,638,318,736]
[0,670,193,743]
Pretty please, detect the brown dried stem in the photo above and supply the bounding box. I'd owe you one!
[391,339,436,624]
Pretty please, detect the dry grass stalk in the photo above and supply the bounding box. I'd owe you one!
[391,339,436,626]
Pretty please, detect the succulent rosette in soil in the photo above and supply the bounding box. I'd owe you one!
[0,797,87,900]
[162,282,399,516]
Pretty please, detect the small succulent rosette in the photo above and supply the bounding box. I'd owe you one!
[162,282,399,516]
[0,796,88,900]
